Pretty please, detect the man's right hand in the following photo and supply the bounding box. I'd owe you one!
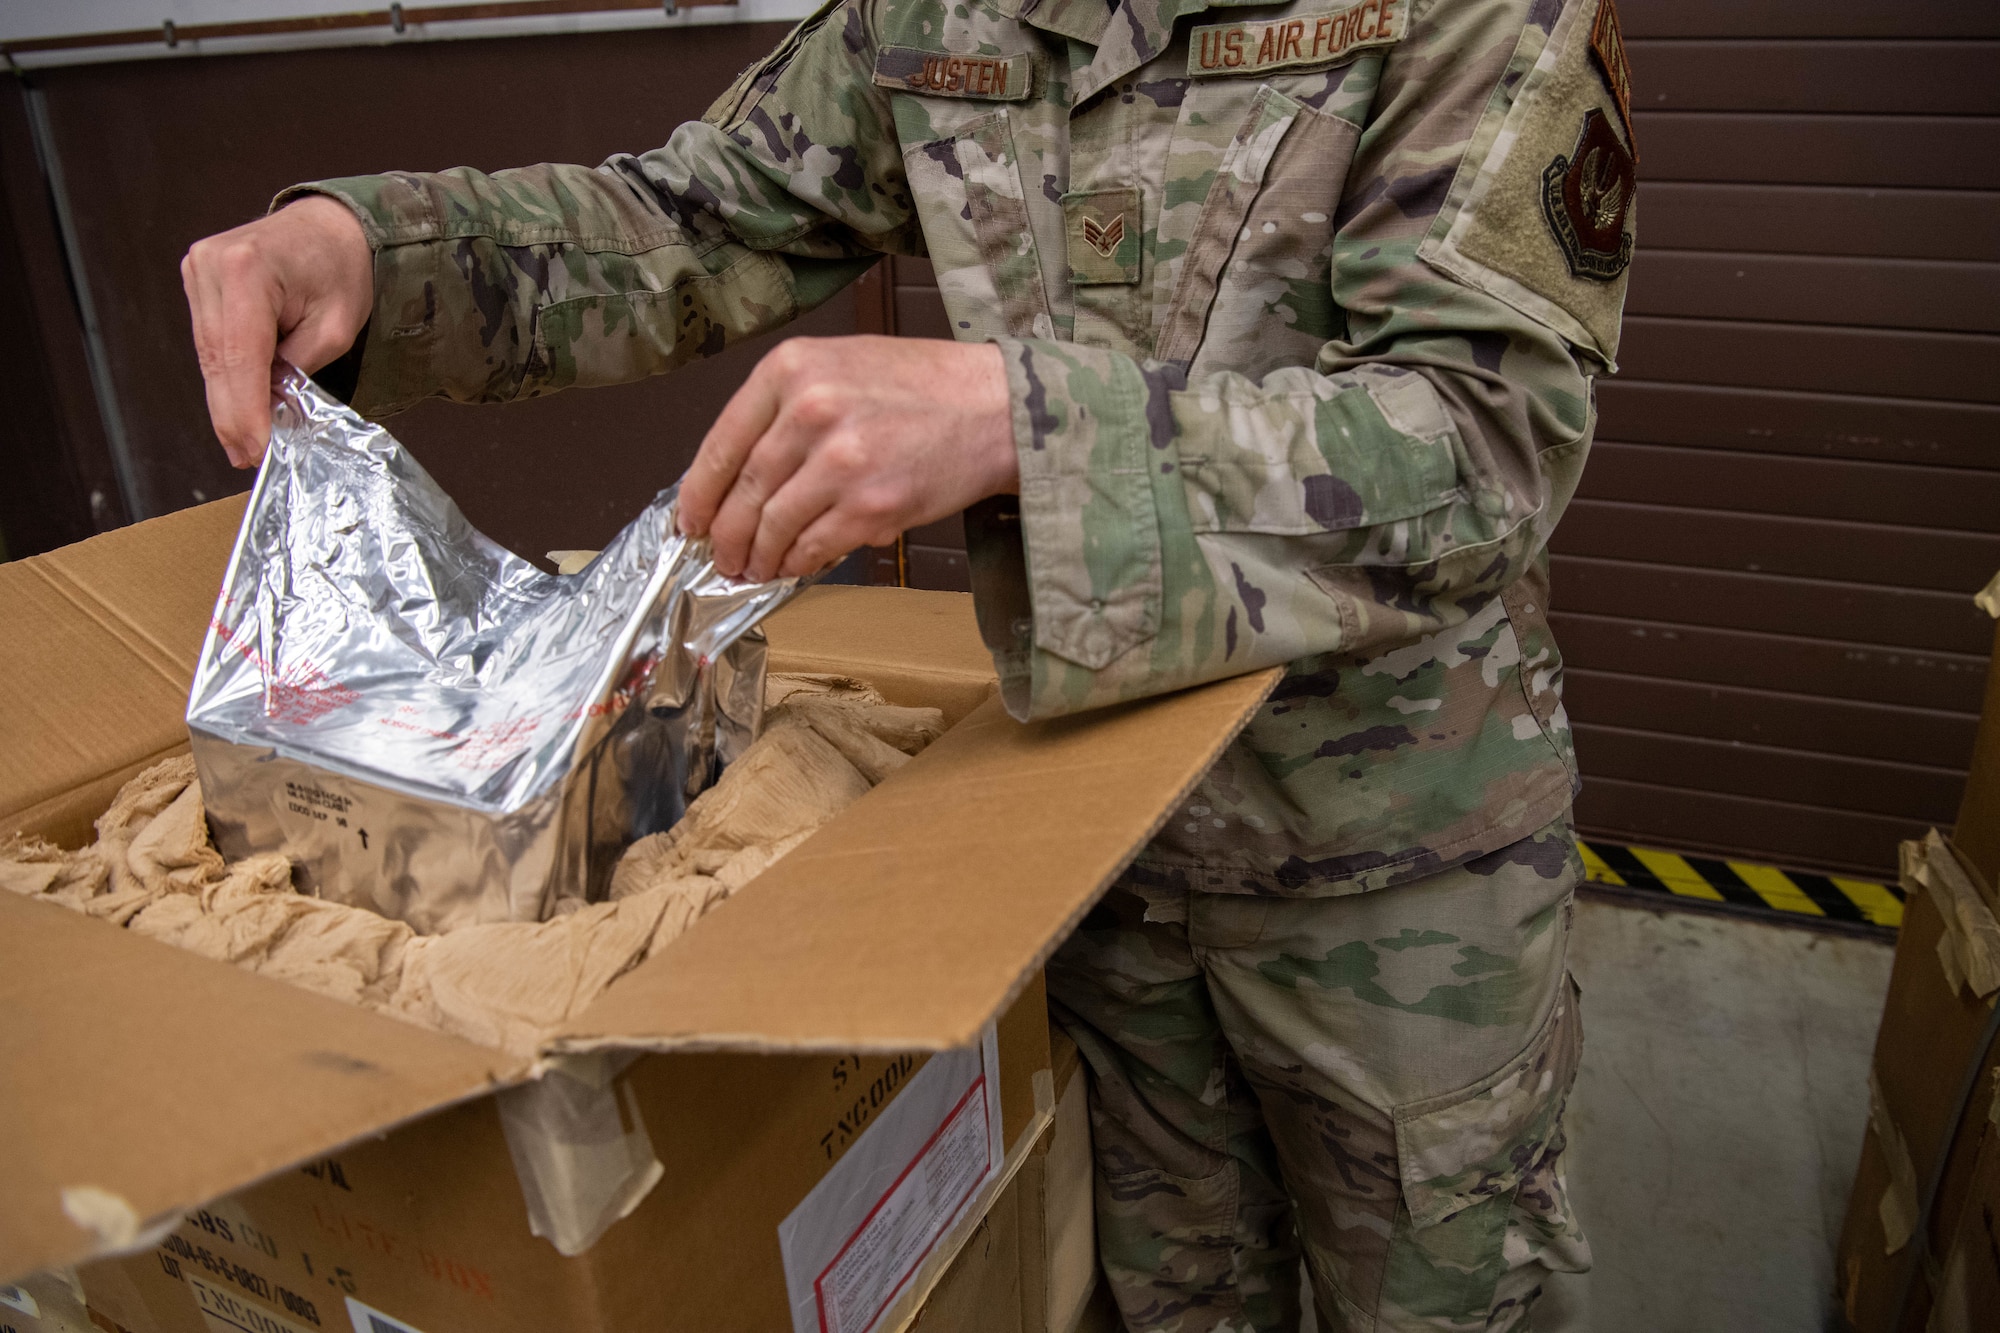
[181,195,374,468]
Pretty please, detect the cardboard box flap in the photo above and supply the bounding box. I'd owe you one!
[0,496,247,849]
[765,585,1000,726]
[0,890,519,1284]
[555,667,1281,1055]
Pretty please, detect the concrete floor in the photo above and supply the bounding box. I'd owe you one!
[1535,895,1895,1333]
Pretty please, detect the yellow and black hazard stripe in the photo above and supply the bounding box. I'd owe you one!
[1579,839,1904,932]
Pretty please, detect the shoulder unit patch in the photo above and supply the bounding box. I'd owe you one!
[1416,0,1638,363]
[1188,0,1407,78]
[1541,108,1635,281]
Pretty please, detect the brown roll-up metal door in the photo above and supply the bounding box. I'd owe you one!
[1570,0,1999,878]
[881,1,2000,878]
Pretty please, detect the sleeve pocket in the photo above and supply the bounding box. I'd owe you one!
[1181,365,1463,540]
[1392,975,1582,1231]
[525,254,794,396]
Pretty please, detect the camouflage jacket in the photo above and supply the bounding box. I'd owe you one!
[288,0,1636,895]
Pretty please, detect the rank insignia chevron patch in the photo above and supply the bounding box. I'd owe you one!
[1081,213,1125,259]
[1063,186,1141,284]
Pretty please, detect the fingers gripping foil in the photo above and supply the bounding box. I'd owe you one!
[186,368,804,932]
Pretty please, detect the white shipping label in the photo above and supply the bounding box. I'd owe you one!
[778,1024,1004,1333]
[184,1275,317,1333]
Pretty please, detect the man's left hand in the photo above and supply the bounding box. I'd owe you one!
[677,335,1018,582]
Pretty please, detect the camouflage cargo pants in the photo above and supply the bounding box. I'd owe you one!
[1047,818,1590,1333]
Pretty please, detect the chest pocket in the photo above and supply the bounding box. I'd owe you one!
[1154,84,1355,378]
[897,106,1055,341]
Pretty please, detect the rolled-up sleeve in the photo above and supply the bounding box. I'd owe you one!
[273,0,916,420]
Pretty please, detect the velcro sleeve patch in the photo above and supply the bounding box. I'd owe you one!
[1188,0,1407,78]
[873,47,1034,101]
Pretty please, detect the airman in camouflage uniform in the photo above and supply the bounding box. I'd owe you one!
[244,0,1637,1324]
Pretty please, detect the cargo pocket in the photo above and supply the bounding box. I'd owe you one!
[1180,363,1462,541]
[1096,1162,1240,1306]
[1392,972,1576,1232]
[899,108,1053,341]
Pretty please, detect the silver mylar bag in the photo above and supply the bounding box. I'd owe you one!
[187,369,803,933]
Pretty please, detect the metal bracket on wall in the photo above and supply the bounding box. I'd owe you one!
[19,83,143,522]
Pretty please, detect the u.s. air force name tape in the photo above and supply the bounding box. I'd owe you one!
[1188,0,1407,78]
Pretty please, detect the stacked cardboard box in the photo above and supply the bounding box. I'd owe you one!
[1836,615,2000,1333]
[0,1270,92,1333]
[1019,1033,1100,1333]
[0,499,1276,1333]
[909,1029,1102,1333]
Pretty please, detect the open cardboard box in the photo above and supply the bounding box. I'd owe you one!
[0,497,1277,1332]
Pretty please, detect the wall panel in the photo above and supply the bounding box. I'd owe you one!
[1572,722,1965,824]
[1582,6,1998,873]
[1581,443,2000,530]
[1575,779,1930,877]
[1627,40,2000,113]
[1547,612,1991,713]
[1638,184,2000,262]
[1552,500,2000,591]
[1624,252,2000,333]
[1593,382,1996,468]
[1617,317,1999,402]
[1632,112,2000,189]
[1552,557,1990,657]
[1620,1,2000,42]
[1561,669,1978,767]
